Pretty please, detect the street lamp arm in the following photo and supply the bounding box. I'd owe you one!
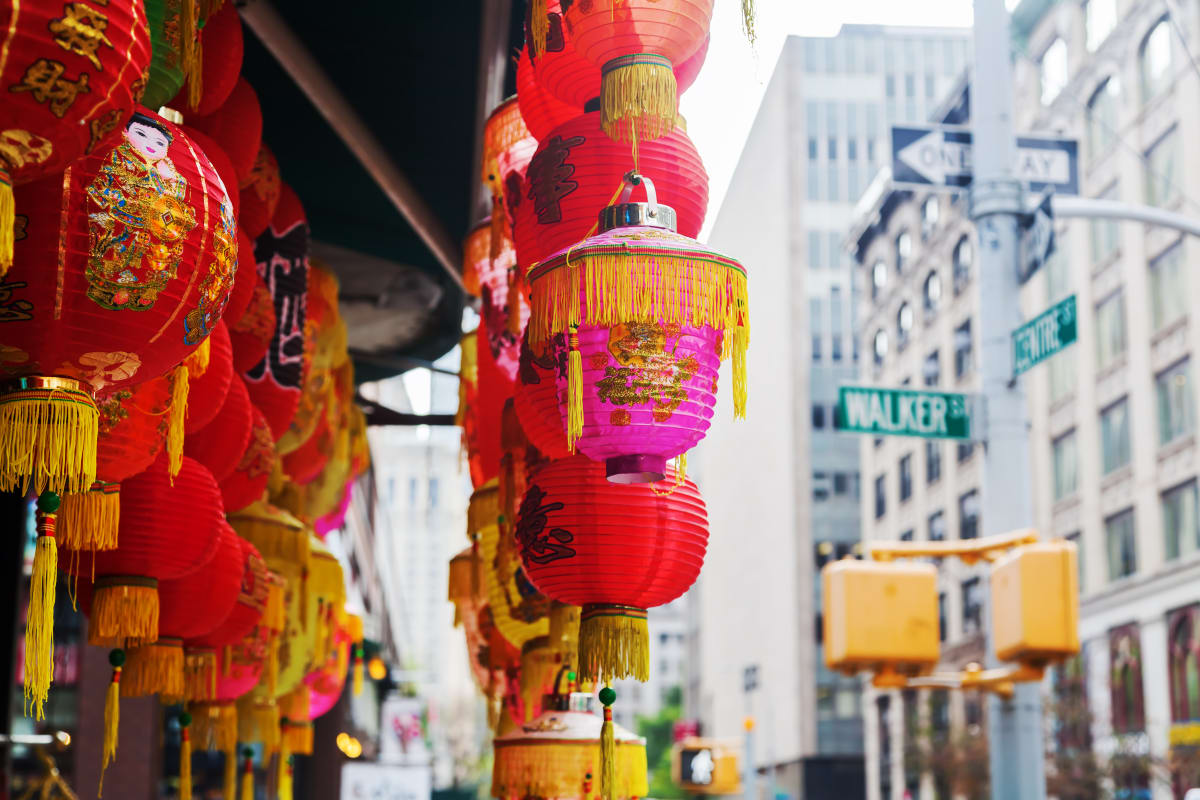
[1050,196,1200,239]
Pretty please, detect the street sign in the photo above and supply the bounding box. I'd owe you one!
[891,125,1079,195]
[1020,190,1056,284]
[835,385,976,440]
[1012,295,1077,377]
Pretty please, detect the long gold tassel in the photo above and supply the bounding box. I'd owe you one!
[24,492,59,720]
[99,649,125,797]
[240,749,254,800]
[57,481,120,551]
[529,0,548,56]
[734,324,748,418]
[182,0,202,108]
[742,0,757,45]
[167,364,189,479]
[599,686,617,800]
[506,269,524,336]
[179,710,193,800]
[567,327,582,451]
[223,746,237,800]
[0,166,13,276]
[353,647,364,697]
[186,336,212,378]
[578,604,649,682]
[277,739,292,800]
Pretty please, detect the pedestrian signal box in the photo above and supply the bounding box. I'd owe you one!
[823,559,939,675]
[991,539,1079,664]
[673,739,741,795]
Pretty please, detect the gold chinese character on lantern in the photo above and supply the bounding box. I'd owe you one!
[50,2,115,71]
[9,59,91,118]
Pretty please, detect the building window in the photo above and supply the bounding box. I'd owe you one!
[1090,181,1120,263]
[1163,480,1200,561]
[828,137,838,160]
[1110,623,1146,733]
[828,164,840,201]
[953,236,972,294]
[1168,606,1200,722]
[1100,398,1131,474]
[900,529,914,542]
[959,489,979,539]
[814,472,830,502]
[962,577,983,635]
[929,510,946,541]
[895,230,912,273]
[811,297,823,362]
[1150,241,1188,331]
[1105,508,1137,580]
[829,232,842,269]
[831,286,844,363]
[875,474,886,519]
[899,454,913,502]
[957,441,974,462]
[1052,430,1078,502]
[807,166,821,200]
[1141,19,1172,103]
[1095,290,1127,370]
[808,137,819,159]
[1157,359,1196,446]
[923,271,941,315]
[812,404,826,430]
[897,303,913,350]
[954,319,972,378]
[1087,77,1120,162]
[923,350,940,387]
[1040,37,1068,105]
[873,329,888,367]
[922,196,939,238]
[1066,532,1084,593]
[808,231,823,269]
[1086,0,1117,51]
[926,440,942,484]
[1146,127,1180,208]
[872,260,888,300]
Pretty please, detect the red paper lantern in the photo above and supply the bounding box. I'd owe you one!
[514,331,570,460]
[64,453,225,644]
[228,271,276,373]
[563,0,712,142]
[516,45,578,142]
[281,414,332,486]
[186,373,253,483]
[182,126,240,220]
[191,537,270,648]
[188,77,262,185]
[516,454,707,680]
[244,184,310,441]
[523,111,707,266]
[222,227,259,327]
[467,325,513,489]
[185,320,233,434]
[238,145,280,239]
[219,400,275,513]
[2,107,238,495]
[156,520,243,640]
[462,220,488,297]
[0,0,152,272]
[176,1,243,116]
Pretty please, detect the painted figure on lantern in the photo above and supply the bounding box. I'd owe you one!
[85,112,196,310]
[183,195,237,345]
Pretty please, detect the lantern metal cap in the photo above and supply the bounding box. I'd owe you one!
[598,172,677,233]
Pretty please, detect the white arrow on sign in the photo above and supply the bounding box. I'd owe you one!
[898,130,972,185]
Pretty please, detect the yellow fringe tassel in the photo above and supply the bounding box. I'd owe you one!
[223,746,237,800]
[280,686,312,754]
[89,580,158,645]
[266,636,279,698]
[742,0,757,46]
[353,654,364,697]
[121,640,185,699]
[278,740,293,800]
[0,382,99,496]
[600,56,678,144]
[567,329,582,451]
[240,752,254,800]
[186,336,212,378]
[578,605,649,682]
[24,502,58,720]
[193,702,238,751]
[184,648,218,702]
[492,736,648,799]
[168,364,189,479]
[180,720,193,800]
[0,168,13,276]
[548,602,581,660]
[601,702,616,800]
[529,0,548,56]
[57,481,120,551]
[182,0,202,108]
[507,269,524,336]
[99,655,122,797]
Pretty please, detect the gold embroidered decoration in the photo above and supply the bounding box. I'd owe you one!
[593,322,697,423]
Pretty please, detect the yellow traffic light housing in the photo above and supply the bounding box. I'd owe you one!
[673,738,742,795]
[822,559,939,677]
[990,539,1079,665]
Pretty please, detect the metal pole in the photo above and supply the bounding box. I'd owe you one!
[969,0,1046,798]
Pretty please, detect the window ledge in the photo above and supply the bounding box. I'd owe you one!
[1095,354,1128,383]
[1052,494,1081,515]
[1100,464,1134,492]
[1090,247,1122,278]
[1151,315,1188,346]
[1158,433,1196,463]
[1048,393,1076,415]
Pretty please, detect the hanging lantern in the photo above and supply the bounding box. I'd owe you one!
[218,399,276,514]
[244,183,310,441]
[500,398,544,531]
[514,330,570,461]
[516,454,708,681]
[0,0,152,274]
[492,692,648,800]
[563,0,712,142]
[277,261,341,456]
[228,271,277,373]
[482,97,535,209]
[184,320,233,434]
[462,219,488,297]
[141,0,187,110]
[529,173,746,482]
[524,111,707,266]
[186,373,253,483]
[472,326,514,488]
[305,611,350,719]
[223,227,260,328]
[314,480,354,537]
[191,537,271,651]
[2,107,238,496]
[281,415,333,486]
[176,0,243,114]
[518,620,578,724]
[238,144,281,239]
[188,77,262,185]
[478,231,527,381]
[181,125,241,219]
[517,45,578,142]
[478,494,551,650]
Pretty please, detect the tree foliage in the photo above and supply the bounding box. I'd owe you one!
[637,686,686,799]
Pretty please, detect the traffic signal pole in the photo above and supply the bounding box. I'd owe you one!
[969,0,1047,797]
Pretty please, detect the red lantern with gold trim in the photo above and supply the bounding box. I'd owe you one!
[185,320,233,434]
[188,77,261,185]
[516,45,577,142]
[186,373,253,483]
[516,454,708,681]
[464,326,513,489]
[238,144,280,239]
[192,537,270,649]
[223,227,259,327]
[228,272,276,373]
[182,126,240,219]
[0,0,152,274]
[514,330,569,461]
[219,399,276,513]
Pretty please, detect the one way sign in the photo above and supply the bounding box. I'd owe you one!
[891,125,1079,195]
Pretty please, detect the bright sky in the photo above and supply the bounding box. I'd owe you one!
[680,0,974,238]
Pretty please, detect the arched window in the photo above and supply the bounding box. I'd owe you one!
[922,196,939,238]
[872,259,888,300]
[895,230,912,273]
[1087,76,1120,160]
[1169,606,1200,722]
[897,302,913,349]
[873,329,889,366]
[1141,19,1172,102]
[1040,37,1068,105]
[953,236,973,295]
[1110,623,1146,733]
[924,271,942,314]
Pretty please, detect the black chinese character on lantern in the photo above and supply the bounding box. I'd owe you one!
[515,485,575,564]
[246,218,309,390]
[526,134,584,224]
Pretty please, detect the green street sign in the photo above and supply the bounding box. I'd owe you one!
[1012,294,1077,377]
[836,385,976,440]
